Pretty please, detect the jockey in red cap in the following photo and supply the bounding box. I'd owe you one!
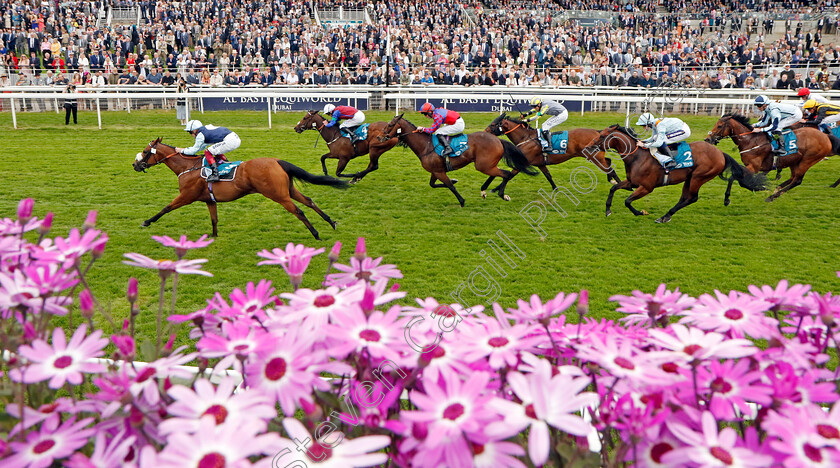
[417,102,465,157]
[797,87,829,108]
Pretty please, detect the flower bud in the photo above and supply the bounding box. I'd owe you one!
[289,274,303,290]
[412,422,428,441]
[328,241,342,262]
[300,398,323,419]
[91,242,106,259]
[79,289,94,319]
[38,212,53,236]
[390,283,400,292]
[360,287,376,315]
[354,237,366,260]
[163,334,176,354]
[17,198,34,224]
[127,278,138,304]
[83,210,97,231]
[576,289,589,316]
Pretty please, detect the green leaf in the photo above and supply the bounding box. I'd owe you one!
[139,339,155,362]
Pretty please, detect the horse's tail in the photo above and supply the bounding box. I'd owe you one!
[827,133,840,156]
[277,160,350,189]
[500,140,538,175]
[719,153,767,192]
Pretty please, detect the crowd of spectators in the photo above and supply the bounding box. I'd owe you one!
[2,0,840,91]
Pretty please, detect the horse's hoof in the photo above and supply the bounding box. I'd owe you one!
[765,196,776,203]
[481,191,487,199]
[641,210,650,216]
[610,179,618,185]
[451,179,458,185]
[503,195,511,201]
[605,210,612,217]
[724,199,731,207]
[141,221,150,228]
[655,216,671,223]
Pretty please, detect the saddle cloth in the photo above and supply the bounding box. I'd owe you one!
[340,124,369,141]
[538,131,569,154]
[201,159,242,181]
[432,133,469,157]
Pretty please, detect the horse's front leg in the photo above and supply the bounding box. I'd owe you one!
[351,150,381,182]
[320,153,333,176]
[142,193,196,227]
[605,179,631,216]
[206,202,218,237]
[624,186,652,216]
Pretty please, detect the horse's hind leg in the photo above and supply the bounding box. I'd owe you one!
[723,176,735,206]
[206,202,218,237]
[142,193,196,227]
[831,176,840,188]
[480,176,496,199]
[290,186,336,230]
[624,186,653,216]
[538,166,557,190]
[334,157,355,178]
[656,177,700,223]
[350,151,381,182]
[261,187,320,239]
[479,167,514,201]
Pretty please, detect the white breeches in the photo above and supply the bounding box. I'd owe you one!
[340,111,365,129]
[434,117,466,135]
[541,110,569,130]
[207,133,241,155]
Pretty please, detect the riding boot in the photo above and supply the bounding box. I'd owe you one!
[206,161,221,182]
[540,129,551,151]
[771,132,785,155]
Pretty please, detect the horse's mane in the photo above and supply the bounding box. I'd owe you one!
[503,113,527,125]
[614,125,638,139]
[490,114,505,126]
[724,113,753,130]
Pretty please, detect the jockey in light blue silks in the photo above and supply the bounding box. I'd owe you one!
[634,113,691,172]
[752,95,803,155]
[522,96,568,152]
[176,120,241,182]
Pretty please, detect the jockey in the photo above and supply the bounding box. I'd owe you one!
[417,102,465,157]
[176,120,241,183]
[753,95,803,155]
[521,96,568,152]
[797,87,829,108]
[802,99,840,133]
[634,113,691,172]
[323,103,366,144]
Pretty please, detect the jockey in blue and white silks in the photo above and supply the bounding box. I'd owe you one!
[752,95,802,155]
[634,113,691,171]
[176,120,242,182]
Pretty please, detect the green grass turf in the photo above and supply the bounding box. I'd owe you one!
[2,109,839,349]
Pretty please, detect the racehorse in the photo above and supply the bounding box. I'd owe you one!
[485,113,622,188]
[379,114,537,206]
[706,114,836,202]
[132,138,348,240]
[294,110,400,182]
[585,125,767,223]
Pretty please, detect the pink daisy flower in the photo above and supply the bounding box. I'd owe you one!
[197,320,276,372]
[665,411,772,467]
[256,242,324,266]
[472,440,527,468]
[577,333,668,385]
[9,324,108,388]
[267,417,391,468]
[648,324,757,366]
[160,378,275,435]
[127,348,198,406]
[610,284,696,327]
[36,228,108,268]
[326,256,403,287]
[680,290,776,338]
[747,280,811,313]
[228,280,277,315]
[151,234,214,258]
[244,328,335,416]
[693,359,773,421]
[4,416,95,468]
[487,368,597,466]
[0,216,42,236]
[508,291,578,323]
[764,406,840,468]
[278,285,365,330]
[157,416,279,468]
[6,399,77,437]
[122,253,213,277]
[65,431,136,468]
[326,304,411,364]
[0,268,74,317]
[454,314,541,369]
[401,371,502,468]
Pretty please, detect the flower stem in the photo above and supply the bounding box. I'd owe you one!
[156,275,167,360]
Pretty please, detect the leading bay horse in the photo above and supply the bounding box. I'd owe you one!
[132,138,348,239]
[706,114,837,202]
[294,111,400,182]
[485,113,622,189]
[585,125,766,223]
[379,114,537,206]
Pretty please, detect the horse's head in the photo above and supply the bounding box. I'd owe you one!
[585,125,637,156]
[133,137,170,172]
[706,114,749,145]
[294,110,322,134]
[379,113,407,141]
[485,113,507,135]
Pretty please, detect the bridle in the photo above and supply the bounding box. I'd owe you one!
[707,117,765,153]
[135,140,199,172]
[302,111,341,145]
